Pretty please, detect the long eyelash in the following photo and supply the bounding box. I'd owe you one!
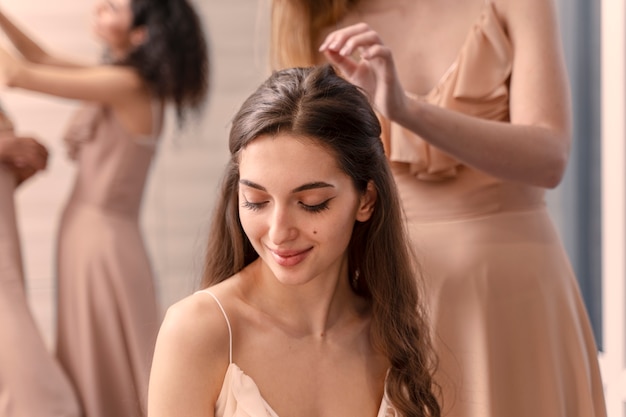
[301,200,331,213]
[241,200,266,211]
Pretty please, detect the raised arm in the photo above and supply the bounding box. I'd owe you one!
[319,0,571,189]
[0,7,85,67]
[0,45,145,106]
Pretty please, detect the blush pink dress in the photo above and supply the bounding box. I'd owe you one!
[381,2,607,417]
[0,164,81,417]
[55,103,162,417]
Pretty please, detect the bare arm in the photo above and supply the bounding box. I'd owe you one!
[148,294,230,417]
[0,7,85,67]
[0,45,145,106]
[320,0,571,188]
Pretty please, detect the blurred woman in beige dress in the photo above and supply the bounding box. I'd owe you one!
[0,108,81,417]
[269,0,607,416]
[0,1,209,416]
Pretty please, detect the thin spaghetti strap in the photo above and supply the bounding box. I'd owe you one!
[199,290,233,364]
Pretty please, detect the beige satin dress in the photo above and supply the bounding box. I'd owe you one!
[56,103,161,417]
[0,164,81,417]
[383,3,607,416]
[196,290,397,417]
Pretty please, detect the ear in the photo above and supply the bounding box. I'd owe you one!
[129,26,148,47]
[356,180,377,222]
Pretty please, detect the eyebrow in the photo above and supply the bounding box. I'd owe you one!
[239,179,335,193]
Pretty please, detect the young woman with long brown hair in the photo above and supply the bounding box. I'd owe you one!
[148,64,440,417]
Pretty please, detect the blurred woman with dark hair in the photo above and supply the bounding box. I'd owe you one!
[0,1,209,416]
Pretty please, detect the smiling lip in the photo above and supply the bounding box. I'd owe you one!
[269,247,312,267]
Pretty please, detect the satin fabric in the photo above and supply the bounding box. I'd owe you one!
[55,103,161,417]
[215,363,396,417]
[385,1,511,181]
[0,164,81,417]
[196,291,397,417]
[383,2,607,417]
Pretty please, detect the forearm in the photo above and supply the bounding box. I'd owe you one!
[7,61,141,104]
[0,9,82,67]
[0,9,50,63]
[396,98,570,188]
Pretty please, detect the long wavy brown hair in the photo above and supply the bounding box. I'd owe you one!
[202,65,440,417]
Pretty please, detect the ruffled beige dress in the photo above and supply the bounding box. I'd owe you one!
[382,3,607,416]
[0,164,81,417]
[55,103,161,417]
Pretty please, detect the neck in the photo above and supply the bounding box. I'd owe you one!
[106,46,132,63]
[356,0,411,14]
[243,259,367,338]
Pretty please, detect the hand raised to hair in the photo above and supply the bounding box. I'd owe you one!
[319,23,408,121]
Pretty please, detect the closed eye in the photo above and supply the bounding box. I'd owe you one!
[299,199,332,213]
[241,199,268,211]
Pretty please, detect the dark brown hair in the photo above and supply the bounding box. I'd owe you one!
[202,64,440,417]
[119,0,210,124]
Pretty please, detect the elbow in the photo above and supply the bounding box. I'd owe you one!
[20,48,50,65]
[4,66,22,89]
[32,53,55,66]
[541,149,569,189]
[538,128,571,189]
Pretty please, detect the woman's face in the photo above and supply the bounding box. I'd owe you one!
[93,0,138,57]
[238,133,375,287]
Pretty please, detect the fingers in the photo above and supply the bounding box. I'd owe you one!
[13,164,37,186]
[319,23,394,78]
[322,49,359,75]
[1,135,49,171]
[19,136,49,171]
[319,23,383,58]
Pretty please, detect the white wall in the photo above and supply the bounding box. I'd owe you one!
[599,0,626,414]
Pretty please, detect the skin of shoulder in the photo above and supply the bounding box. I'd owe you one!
[148,280,236,417]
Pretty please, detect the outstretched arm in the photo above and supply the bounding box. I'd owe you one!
[319,0,570,189]
[0,7,85,67]
[0,45,145,105]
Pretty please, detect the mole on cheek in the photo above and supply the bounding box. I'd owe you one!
[313,230,318,234]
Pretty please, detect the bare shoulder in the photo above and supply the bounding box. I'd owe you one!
[148,280,241,416]
[158,282,237,360]
[493,0,561,34]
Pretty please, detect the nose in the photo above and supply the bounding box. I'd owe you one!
[267,204,298,245]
